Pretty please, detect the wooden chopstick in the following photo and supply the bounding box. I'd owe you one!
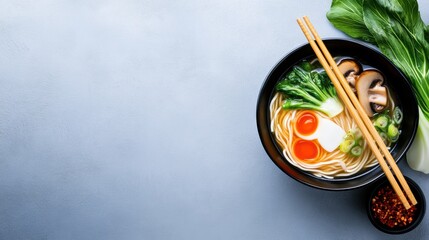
[297,16,416,209]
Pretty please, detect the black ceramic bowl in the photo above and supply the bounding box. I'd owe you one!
[367,176,426,234]
[256,39,419,190]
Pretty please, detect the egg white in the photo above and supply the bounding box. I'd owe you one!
[317,117,346,152]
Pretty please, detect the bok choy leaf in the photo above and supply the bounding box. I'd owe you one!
[276,65,344,117]
[326,0,375,44]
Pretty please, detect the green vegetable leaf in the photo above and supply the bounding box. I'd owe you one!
[366,0,427,41]
[276,66,343,117]
[362,0,429,119]
[326,0,375,43]
[425,25,429,43]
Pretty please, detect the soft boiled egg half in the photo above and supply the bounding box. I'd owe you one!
[293,110,346,153]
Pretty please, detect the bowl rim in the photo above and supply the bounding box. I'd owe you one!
[366,176,426,234]
[256,38,419,190]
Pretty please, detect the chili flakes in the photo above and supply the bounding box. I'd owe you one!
[371,185,417,228]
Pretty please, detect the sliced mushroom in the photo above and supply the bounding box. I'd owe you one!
[355,70,388,117]
[337,59,362,92]
[337,59,362,76]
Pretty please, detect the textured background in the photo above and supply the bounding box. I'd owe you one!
[0,0,428,239]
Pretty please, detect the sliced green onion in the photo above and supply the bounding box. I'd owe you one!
[387,124,400,142]
[374,114,390,131]
[350,145,363,157]
[393,107,403,125]
[340,139,355,153]
[344,132,354,141]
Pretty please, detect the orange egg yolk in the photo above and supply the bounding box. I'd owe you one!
[293,139,319,161]
[296,112,318,136]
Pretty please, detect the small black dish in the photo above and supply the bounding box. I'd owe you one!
[367,176,426,234]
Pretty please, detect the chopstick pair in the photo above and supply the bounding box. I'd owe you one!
[297,16,416,209]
